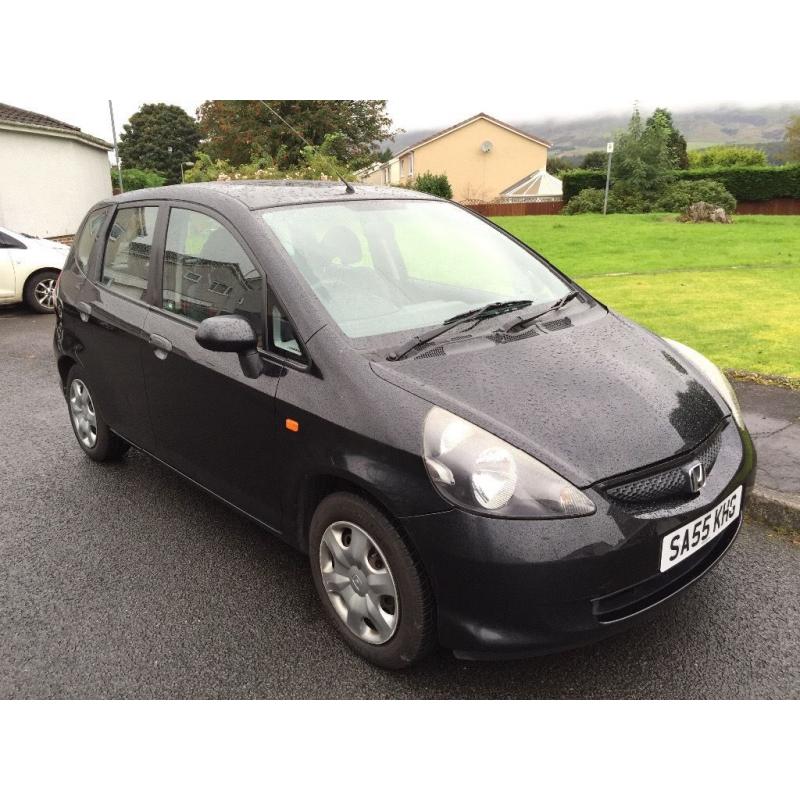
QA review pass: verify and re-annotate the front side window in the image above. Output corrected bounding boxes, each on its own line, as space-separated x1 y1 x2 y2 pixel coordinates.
75 209 107 272
100 206 158 300
258 200 569 346
163 208 264 346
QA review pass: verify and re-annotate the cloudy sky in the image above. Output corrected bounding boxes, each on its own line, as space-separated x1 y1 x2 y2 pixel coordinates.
5 1 797 147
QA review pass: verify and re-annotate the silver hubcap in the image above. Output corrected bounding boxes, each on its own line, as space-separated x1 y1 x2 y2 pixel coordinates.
34 277 56 309
319 521 399 645
69 379 97 449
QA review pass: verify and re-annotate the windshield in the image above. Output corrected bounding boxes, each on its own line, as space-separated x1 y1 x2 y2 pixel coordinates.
258 199 570 346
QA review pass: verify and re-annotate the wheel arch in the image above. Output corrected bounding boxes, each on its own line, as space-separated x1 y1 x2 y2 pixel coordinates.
292 471 406 555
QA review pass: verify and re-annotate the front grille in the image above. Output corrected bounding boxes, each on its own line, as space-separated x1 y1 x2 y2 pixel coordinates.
604 425 724 505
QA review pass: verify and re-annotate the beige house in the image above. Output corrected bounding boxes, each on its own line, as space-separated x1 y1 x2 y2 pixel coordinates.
358 113 555 204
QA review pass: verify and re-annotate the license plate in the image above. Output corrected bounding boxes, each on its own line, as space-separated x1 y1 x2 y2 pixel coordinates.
659 486 742 573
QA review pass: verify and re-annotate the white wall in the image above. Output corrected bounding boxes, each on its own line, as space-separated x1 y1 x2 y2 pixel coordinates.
0 129 112 237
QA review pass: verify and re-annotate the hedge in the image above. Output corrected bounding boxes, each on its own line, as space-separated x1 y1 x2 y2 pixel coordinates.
562 164 800 202
678 164 800 201
562 169 606 201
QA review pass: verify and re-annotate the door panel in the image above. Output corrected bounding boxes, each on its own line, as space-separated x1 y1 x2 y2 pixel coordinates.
76 282 155 451
0 250 15 298
140 205 283 530
142 310 282 529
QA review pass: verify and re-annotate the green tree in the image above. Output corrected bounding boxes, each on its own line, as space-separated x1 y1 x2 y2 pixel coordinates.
581 150 607 170
645 108 689 169
611 106 675 209
197 100 397 168
117 103 200 184
784 115 800 163
688 145 767 168
546 155 576 176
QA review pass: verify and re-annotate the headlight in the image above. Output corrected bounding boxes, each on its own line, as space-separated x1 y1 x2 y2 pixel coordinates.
423 407 595 518
663 338 744 428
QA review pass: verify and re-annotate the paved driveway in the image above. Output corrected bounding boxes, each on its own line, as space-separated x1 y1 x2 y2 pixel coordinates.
1 306 797 698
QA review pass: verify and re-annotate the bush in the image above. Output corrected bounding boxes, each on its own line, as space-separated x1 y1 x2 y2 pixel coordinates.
563 188 606 214
659 180 736 214
562 169 607 200
688 145 767 168
412 172 453 199
679 164 800 201
111 168 167 192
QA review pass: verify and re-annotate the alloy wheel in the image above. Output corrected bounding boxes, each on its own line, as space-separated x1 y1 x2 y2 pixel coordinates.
319 521 399 644
34 277 56 310
69 379 97 449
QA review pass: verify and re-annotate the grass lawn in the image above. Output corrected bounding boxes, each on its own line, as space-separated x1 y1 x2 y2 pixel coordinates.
491 214 800 378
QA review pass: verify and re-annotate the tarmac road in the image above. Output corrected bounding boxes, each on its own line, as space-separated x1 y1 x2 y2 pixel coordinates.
1 306 797 698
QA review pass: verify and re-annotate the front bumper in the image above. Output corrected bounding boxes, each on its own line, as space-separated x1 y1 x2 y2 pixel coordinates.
401 420 756 659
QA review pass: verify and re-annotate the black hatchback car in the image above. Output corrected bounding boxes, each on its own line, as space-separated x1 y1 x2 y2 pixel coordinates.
54 181 755 668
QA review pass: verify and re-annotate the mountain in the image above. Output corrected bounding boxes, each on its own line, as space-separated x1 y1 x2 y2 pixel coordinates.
382 105 799 161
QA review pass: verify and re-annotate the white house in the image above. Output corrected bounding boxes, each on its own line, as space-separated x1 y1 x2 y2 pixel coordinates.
0 103 113 238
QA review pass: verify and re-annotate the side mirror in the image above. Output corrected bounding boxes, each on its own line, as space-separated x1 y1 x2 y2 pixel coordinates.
195 315 262 379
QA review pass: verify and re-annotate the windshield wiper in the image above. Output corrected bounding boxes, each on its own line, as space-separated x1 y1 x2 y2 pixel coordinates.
387 300 534 361
496 291 579 335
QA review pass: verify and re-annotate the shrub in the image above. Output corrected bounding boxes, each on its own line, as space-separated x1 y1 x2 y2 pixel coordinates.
659 180 736 213
562 169 606 200
563 188 606 214
111 168 167 192
688 145 767 169
412 172 453 199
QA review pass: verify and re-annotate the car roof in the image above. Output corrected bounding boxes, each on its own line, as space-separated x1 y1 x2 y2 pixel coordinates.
106 180 435 211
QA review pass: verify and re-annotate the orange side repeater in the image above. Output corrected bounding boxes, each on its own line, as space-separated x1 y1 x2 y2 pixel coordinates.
285 418 300 433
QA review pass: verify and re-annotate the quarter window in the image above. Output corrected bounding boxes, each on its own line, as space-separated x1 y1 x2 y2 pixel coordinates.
76 209 107 272
163 208 264 346
100 206 158 300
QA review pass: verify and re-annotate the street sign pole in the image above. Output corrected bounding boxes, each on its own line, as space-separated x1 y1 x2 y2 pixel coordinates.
603 141 614 215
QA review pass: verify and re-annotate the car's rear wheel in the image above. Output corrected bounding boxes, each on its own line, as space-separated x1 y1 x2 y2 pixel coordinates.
24 269 59 313
66 365 130 462
309 492 436 669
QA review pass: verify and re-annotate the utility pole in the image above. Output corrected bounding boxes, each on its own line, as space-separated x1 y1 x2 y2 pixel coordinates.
602 141 614 215
108 100 124 193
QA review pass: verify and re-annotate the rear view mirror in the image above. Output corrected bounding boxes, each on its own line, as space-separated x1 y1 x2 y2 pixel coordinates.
196 315 262 379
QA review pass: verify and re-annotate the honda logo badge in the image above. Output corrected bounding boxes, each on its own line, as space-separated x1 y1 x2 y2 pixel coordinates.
686 461 706 494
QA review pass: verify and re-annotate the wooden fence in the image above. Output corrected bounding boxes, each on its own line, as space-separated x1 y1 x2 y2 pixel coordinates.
464 200 564 217
735 198 800 215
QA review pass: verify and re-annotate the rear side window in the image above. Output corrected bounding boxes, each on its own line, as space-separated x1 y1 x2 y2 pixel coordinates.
100 206 158 301
0 231 25 249
75 209 107 272
163 208 264 345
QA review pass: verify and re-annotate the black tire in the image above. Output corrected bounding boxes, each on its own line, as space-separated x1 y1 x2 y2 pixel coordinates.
23 269 60 314
309 492 436 669
65 364 130 462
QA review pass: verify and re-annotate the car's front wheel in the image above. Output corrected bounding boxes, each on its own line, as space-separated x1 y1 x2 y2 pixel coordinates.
309 492 436 669
66 365 130 462
24 269 60 313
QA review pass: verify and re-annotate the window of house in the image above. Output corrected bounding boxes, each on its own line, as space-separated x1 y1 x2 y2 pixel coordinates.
163 208 264 346
100 206 158 300
408 152 414 176
76 209 107 272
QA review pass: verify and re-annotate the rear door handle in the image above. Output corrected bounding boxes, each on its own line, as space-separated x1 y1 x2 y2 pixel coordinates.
148 333 173 359
77 301 92 322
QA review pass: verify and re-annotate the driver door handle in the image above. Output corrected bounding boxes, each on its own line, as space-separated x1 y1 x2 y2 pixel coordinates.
148 333 173 359
77 301 92 322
